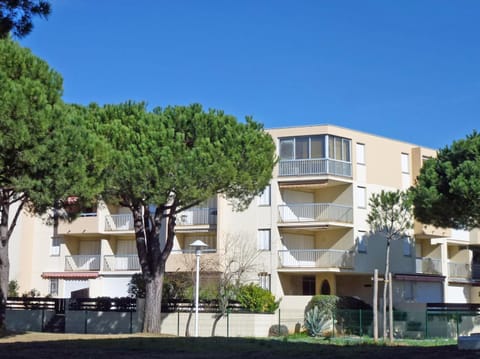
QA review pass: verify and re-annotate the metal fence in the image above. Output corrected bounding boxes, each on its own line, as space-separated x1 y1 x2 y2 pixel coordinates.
7 298 480 339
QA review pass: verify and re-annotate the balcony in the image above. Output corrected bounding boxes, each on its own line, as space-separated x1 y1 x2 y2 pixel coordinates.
416 257 442 275
279 159 352 178
278 203 353 227
105 214 134 232
177 207 217 226
103 255 140 271
448 261 471 279
58 213 99 235
65 255 101 271
278 249 354 269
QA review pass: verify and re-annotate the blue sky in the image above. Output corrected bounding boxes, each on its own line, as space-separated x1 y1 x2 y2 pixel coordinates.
20 0 480 149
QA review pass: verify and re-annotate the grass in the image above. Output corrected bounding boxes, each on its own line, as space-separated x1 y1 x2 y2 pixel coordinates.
0 332 475 359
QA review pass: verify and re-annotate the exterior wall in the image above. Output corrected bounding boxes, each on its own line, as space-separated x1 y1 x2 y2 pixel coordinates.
8 123 479 316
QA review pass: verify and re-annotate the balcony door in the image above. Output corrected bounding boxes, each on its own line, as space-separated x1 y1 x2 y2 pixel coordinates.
116 239 136 270
77 240 100 270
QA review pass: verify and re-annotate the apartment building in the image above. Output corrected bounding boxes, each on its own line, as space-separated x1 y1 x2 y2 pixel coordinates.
8 124 480 309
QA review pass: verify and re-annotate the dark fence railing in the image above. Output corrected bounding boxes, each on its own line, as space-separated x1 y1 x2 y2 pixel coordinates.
7 297 58 310
7 297 249 314
68 297 136 312
161 301 248 313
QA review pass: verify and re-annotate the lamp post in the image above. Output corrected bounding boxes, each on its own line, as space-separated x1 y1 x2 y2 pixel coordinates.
190 239 208 337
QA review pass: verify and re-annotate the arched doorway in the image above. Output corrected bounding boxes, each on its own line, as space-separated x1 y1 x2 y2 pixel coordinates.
321 279 331 295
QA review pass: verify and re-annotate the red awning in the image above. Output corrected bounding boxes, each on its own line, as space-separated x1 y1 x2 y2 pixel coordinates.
41 272 99 279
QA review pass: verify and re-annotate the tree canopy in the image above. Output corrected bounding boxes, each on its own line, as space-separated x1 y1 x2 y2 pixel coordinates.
96 102 277 332
0 0 51 38
0 38 106 329
412 131 480 230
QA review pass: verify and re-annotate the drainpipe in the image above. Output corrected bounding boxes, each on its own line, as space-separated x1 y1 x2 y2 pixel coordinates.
440 242 448 302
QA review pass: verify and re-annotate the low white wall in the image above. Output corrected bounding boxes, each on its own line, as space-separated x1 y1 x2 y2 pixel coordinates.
158 312 276 337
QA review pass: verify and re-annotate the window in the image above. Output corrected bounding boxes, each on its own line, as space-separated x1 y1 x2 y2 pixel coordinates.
49 278 59 296
422 155 432 165
279 135 351 162
295 137 309 159
403 237 412 257
279 139 294 160
258 272 271 291
401 153 410 174
356 186 367 208
257 229 271 251
310 136 325 158
358 231 367 253
50 237 61 256
302 276 316 295
356 143 365 164
258 185 271 206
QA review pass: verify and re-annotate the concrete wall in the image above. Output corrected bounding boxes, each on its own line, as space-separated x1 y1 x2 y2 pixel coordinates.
158 312 277 337
5 309 55 332
66 310 141 334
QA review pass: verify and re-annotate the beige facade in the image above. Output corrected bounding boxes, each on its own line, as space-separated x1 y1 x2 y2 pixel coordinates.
8 124 480 311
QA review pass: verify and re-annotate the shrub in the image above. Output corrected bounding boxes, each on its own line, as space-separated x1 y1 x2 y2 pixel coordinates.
128 273 145 299
306 295 339 317
237 283 279 313
96 297 112 311
8 280 19 297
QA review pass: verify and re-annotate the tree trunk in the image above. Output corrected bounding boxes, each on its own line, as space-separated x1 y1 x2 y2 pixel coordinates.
211 313 224 336
185 307 193 337
0 239 8 332
0 197 10 331
143 270 165 333
383 239 391 341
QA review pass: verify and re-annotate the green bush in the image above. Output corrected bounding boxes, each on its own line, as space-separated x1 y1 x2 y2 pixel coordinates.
304 305 332 337
128 272 192 302
237 284 279 313
128 273 146 298
8 280 19 297
306 295 338 316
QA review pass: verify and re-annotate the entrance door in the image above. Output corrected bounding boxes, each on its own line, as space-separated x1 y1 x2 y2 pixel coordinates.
302 276 316 295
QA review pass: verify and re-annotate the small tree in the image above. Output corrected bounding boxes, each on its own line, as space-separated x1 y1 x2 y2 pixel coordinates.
412 131 480 230
211 234 260 336
367 190 413 340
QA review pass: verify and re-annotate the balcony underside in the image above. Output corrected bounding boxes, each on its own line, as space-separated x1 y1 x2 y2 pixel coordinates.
278 249 354 270
277 222 353 231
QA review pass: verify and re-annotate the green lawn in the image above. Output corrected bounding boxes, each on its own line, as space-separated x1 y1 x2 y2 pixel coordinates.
0 333 475 359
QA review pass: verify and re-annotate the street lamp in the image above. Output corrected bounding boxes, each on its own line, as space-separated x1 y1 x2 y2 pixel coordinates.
190 239 208 337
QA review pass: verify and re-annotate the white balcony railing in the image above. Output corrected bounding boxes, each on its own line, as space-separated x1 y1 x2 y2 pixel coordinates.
279 158 352 177
278 249 354 269
278 203 353 224
416 257 442 275
103 255 140 271
65 255 101 271
448 261 470 278
177 207 217 226
105 214 134 231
